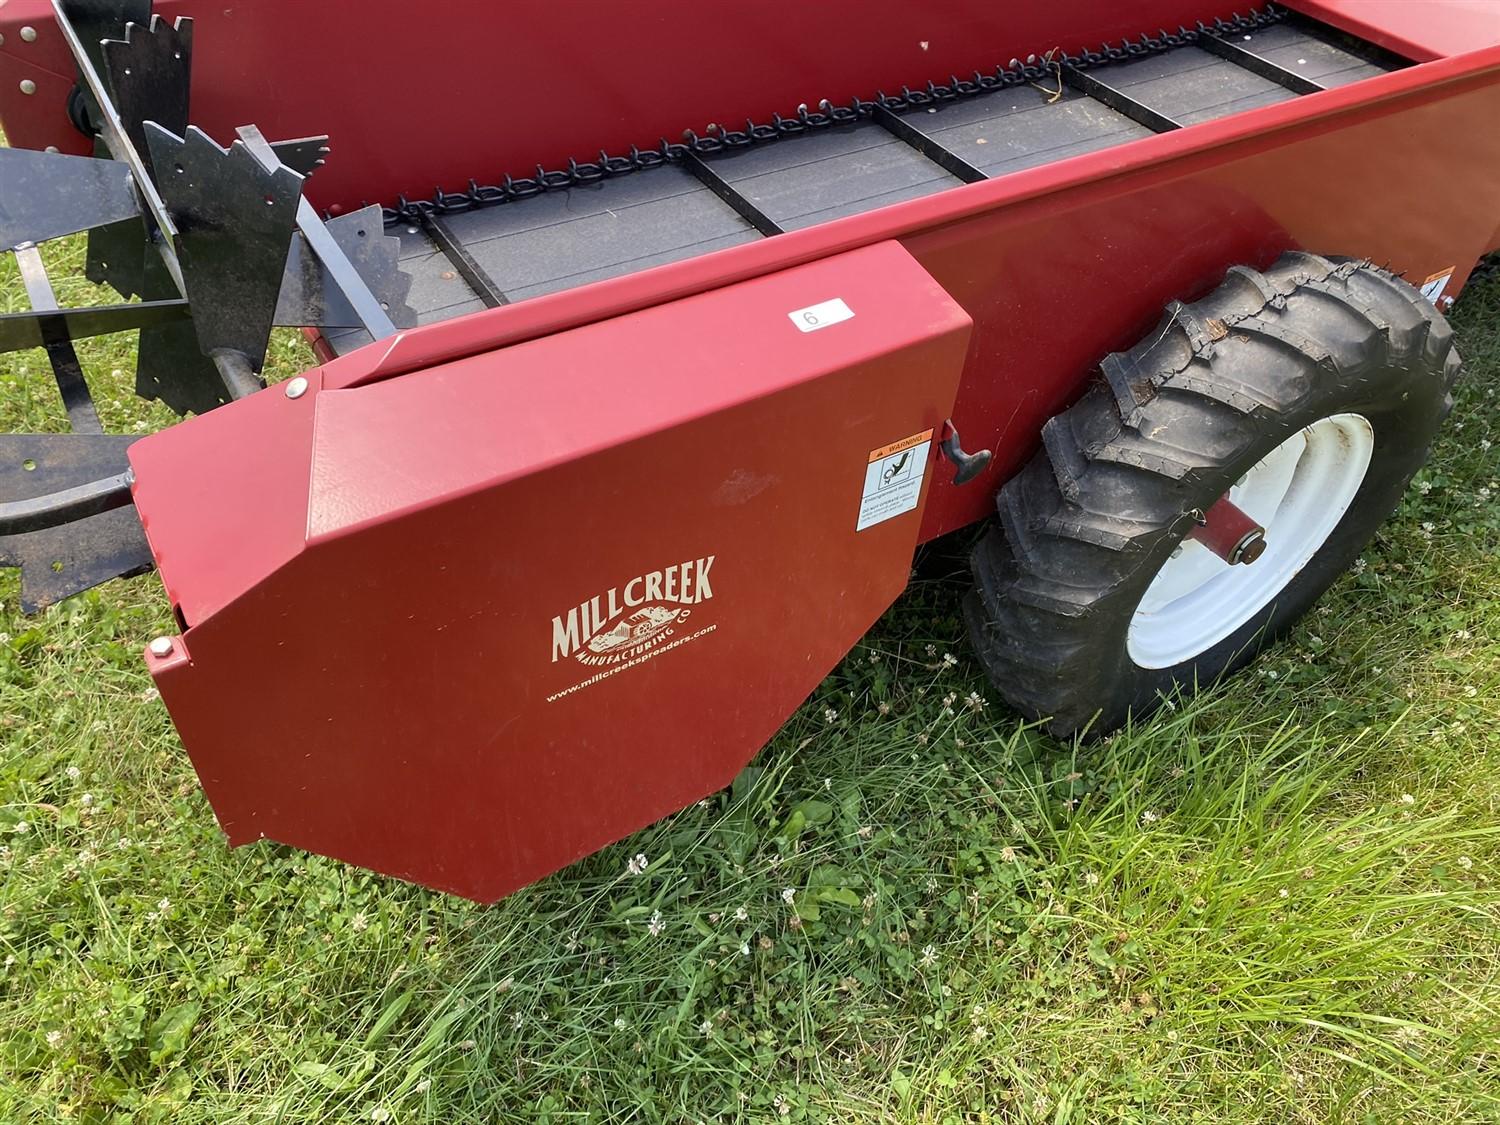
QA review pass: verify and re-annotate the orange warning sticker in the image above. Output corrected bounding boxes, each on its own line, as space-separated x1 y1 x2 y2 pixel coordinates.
858 429 934 532
1419 268 1455 305
867 429 934 463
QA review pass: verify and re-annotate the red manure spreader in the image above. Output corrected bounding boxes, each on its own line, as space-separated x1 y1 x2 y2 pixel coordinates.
2 0 1498 901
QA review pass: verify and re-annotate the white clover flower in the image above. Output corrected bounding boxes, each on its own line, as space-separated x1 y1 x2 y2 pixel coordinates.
781 887 796 904
614 1016 628 1030
11 822 27 835
626 853 648 876
699 1018 713 1036
739 942 750 957
647 910 665 937
65 765 81 782
1141 810 1160 825
941 653 958 667
370 1109 391 1123
46 1030 64 1049
80 793 93 807
823 708 838 724
1418 480 1433 494
1458 856 1474 870
876 701 891 716
924 643 937 656
351 912 368 932
1000 846 1016 863
1400 793 1416 806
1083 871 1100 886
733 905 748 922
857 825 874 839
415 1079 432 1094
157 898 172 917
919 944 937 968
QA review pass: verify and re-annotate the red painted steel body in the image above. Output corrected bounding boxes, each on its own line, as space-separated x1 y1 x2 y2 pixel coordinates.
131 244 972 900
3 0 1500 898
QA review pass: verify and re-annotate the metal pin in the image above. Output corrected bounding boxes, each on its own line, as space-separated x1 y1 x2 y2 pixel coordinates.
19 79 37 95
284 376 309 399
148 637 175 658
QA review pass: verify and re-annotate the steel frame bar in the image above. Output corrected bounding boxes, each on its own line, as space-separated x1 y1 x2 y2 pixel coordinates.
1059 62 1182 133
679 150 785 237
420 211 508 308
1197 33 1327 96
0 467 135 536
13 244 104 433
0 298 192 354
870 104 989 185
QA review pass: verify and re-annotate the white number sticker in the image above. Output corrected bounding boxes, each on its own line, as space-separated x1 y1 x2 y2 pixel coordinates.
789 298 854 333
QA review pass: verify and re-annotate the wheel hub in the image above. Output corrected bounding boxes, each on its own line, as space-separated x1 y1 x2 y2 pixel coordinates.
1127 412 1375 669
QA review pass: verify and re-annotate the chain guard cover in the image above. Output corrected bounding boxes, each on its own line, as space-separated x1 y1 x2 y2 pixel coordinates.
128 242 970 901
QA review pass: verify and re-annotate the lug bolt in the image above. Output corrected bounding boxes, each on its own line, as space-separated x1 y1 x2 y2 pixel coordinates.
285 376 309 399
148 637 175 658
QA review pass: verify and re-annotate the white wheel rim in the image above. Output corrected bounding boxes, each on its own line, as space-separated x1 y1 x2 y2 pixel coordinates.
1127 412 1375 670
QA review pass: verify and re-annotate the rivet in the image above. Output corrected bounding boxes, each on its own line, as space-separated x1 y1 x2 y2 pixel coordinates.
44 145 59 154
285 376 309 399
20 25 38 42
148 637 175 658
19 79 37 95
1441 295 1456 310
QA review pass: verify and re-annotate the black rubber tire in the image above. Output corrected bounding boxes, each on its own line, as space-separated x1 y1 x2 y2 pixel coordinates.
965 252 1463 737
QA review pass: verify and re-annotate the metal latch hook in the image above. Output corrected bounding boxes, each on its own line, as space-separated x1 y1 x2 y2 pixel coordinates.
939 419 992 486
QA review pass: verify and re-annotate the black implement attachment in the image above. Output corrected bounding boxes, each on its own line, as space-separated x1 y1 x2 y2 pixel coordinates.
1 0 416 610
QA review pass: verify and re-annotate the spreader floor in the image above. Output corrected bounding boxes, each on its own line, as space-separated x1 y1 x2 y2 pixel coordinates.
325 16 1402 356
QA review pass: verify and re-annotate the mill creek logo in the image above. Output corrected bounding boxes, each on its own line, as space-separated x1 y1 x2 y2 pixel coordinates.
550 556 716 668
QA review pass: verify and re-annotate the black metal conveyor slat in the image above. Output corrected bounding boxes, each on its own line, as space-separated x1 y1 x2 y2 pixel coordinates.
322 9 1411 358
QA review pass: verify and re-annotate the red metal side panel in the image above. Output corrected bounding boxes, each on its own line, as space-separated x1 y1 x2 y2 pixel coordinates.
1 0 1259 213
308 50 1500 543
1283 1 1500 62
127 242 971 902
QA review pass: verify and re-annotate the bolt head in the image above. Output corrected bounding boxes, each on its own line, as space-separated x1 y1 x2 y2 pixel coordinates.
284 376 309 399
19 79 37 96
20 25 38 42
1441 295 1456 310
148 637 175 658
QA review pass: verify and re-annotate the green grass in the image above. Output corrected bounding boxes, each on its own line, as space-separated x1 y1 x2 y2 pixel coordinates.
2 230 1498 1123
